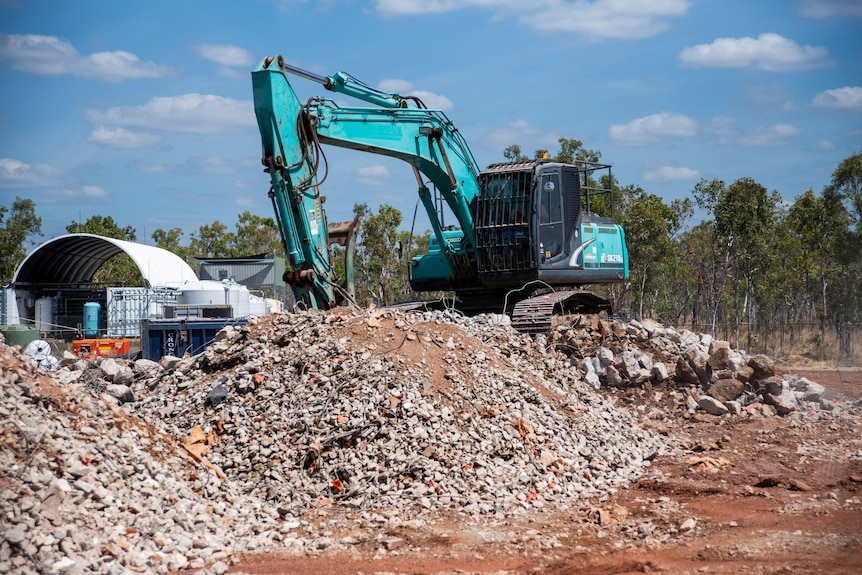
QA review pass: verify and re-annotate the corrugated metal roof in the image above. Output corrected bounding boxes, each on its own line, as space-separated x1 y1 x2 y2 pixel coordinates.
13 234 198 287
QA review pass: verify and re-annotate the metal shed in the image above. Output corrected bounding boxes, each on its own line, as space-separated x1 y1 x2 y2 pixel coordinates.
196 254 289 303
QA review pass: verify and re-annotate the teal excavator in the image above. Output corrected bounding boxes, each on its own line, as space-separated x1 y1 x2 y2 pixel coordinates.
252 55 629 331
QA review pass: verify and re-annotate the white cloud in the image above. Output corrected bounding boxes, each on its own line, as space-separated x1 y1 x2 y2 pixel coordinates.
797 0 862 19
705 117 803 145
409 90 454 110
0 34 176 82
357 165 392 185
195 43 254 67
134 157 237 175
234 195 256 207
88 127 162 149
50 185 108 198
747 82 797 110
811 87 862 111
135 163 168 174
679 33 830 71
706 116 737 138
86 94 254 134
0 158 65 188
376 0 462 15
378 79 413 93
377 79 453 110
643 165 700 182
609 112 697 145
82 185 108 197
170 156 236 175
815 138 835 152
195 156 237 175
375 0 691 40
484 119 556 152
738 123 802 146
519 0 691 39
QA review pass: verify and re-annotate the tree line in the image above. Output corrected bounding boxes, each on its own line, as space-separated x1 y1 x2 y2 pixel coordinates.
2 144 860 362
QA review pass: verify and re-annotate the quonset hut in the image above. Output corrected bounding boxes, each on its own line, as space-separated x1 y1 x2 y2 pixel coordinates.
4 233 198 340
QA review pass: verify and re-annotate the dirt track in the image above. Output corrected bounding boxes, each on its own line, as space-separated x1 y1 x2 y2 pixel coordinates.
228 369 862 575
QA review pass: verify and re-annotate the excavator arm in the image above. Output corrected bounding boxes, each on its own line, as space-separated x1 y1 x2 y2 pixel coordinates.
252 56 484 306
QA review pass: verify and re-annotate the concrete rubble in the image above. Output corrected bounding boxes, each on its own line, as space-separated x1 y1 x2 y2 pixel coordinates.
548 316 846 419
0 309 859 574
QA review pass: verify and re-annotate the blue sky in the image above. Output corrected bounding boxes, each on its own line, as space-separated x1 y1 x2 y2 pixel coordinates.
1 0 860 251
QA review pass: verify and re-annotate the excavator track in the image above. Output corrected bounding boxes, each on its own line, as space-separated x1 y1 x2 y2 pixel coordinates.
511 290 611 334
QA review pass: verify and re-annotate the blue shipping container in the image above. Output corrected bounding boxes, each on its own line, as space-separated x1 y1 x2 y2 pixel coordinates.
141 318 248 360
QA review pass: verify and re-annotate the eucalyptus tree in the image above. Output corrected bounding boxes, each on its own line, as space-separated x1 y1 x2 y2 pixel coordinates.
0 197 42 285
822 151 862 360
787 189 846 357
152 227 192 262
692 177 780 339
188 221 237 258
233 211 283 257
66 215 143 286
828 151 862 232
353 203 404 307
617 185 677 320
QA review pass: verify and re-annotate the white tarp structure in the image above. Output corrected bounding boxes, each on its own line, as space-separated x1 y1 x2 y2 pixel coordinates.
13 233 197 288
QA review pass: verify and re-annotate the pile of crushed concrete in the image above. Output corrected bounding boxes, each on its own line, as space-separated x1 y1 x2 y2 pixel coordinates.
128 309 669 518
0 342 286 575
1 309 857 575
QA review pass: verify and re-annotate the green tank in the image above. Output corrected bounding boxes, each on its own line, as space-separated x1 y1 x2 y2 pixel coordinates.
0 324 40 348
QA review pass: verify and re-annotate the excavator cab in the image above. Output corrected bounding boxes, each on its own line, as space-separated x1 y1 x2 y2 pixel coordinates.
474 159 628 291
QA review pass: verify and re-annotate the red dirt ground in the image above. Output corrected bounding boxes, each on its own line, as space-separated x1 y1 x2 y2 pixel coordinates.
227 368 862 575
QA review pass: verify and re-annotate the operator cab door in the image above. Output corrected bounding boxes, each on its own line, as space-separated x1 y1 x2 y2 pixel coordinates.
537 171 564 263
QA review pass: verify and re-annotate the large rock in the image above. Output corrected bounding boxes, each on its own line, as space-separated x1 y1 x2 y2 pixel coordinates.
620 349 650 385
113 364 135 385
709 378 743 402
748 354 775 382
761 378 797 415
598 346 615 367
605 364 624 387
761 375 785 396
581 359 602 390
685 348 711 386
735 364 754 384
676 357 700 385
99 357 121 380
698 395 729 416
652 362 670 382
133 358 162 376
640 318 661 337
708 340 734 371
106 383 135 404
788 376 826 403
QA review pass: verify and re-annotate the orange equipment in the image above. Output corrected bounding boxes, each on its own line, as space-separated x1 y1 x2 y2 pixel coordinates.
72 338 131 360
